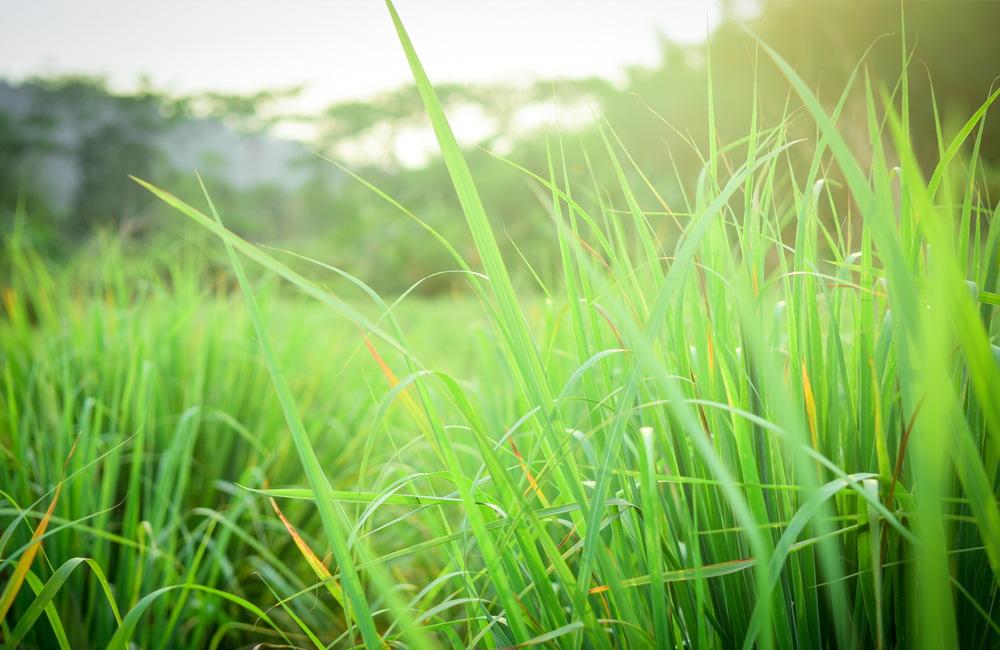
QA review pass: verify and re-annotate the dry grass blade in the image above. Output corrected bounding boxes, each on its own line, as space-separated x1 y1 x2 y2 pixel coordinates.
0 434 81 622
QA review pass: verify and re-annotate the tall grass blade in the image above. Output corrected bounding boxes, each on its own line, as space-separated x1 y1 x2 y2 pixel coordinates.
196 174 385 649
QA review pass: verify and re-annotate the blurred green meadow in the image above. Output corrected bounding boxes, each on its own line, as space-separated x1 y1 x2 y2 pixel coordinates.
2 2 1000 649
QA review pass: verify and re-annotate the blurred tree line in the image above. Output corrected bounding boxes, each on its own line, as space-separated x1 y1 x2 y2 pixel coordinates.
0 76 321 253
2 1 998 294
0 75 165 245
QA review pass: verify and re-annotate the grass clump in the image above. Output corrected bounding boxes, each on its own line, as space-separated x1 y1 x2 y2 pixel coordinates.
4 2 1000 648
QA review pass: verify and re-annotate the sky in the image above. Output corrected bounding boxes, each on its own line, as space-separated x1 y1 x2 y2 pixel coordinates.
0 1 734 114
0 1 756 164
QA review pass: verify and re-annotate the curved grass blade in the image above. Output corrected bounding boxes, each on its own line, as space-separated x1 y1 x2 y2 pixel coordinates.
104 584 289 650
130 175 409 361
1 557 122 650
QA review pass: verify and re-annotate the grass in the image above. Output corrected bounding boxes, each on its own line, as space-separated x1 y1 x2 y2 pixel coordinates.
3 2 1000 648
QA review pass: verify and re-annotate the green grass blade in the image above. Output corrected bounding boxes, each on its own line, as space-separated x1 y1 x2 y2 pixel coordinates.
196 176 385 649
1 558 121 650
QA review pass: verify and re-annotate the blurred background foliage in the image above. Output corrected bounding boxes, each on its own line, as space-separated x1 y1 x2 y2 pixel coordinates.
2 0 998 293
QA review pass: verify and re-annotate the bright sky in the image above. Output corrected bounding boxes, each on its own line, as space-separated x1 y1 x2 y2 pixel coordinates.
1 0 757 164
0 1 732 113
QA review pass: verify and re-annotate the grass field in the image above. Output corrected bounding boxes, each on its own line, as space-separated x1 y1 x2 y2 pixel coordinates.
3 3 1000 648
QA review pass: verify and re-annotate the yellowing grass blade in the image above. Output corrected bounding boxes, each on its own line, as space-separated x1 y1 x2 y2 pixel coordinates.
0 434 79 622
270 498 347 608
357 324 443 462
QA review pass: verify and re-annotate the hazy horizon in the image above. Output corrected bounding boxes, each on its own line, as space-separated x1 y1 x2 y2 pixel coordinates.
0 0 744 140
